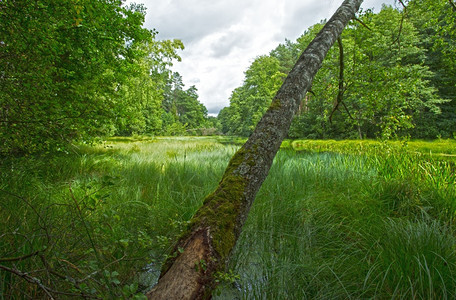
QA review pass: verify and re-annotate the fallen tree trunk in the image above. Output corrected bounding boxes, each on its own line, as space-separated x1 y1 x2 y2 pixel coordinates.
147 1 363 298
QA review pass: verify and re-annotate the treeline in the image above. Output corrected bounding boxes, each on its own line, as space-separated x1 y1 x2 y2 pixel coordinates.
0 0 211 155
218 1 456 140
2 1 454 155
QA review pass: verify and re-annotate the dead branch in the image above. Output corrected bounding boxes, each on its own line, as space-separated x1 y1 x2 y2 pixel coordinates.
0 251 40 263
0 264 56 299
393 0 408 50
330 37 346 123
354 17 372 31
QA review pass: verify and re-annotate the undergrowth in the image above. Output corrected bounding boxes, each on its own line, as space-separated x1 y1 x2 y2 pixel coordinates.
1 137 455 299
0 137 236 299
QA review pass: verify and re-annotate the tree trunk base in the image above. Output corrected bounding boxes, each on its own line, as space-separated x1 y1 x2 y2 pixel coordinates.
146 229 213 300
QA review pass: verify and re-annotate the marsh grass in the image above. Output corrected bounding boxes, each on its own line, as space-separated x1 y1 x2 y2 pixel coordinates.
1 137 455 299
0 137 236 298
215 141 456 299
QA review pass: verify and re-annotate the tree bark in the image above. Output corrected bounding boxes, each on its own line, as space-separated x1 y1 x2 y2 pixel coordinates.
146 1 363 299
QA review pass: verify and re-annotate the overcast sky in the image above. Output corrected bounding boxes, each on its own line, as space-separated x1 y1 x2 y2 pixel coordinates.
126 0 397 115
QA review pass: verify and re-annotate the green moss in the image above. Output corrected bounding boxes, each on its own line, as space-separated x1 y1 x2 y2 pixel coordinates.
226 146 249 173
269 98 282 110
192 147 250 259
160 145 256 274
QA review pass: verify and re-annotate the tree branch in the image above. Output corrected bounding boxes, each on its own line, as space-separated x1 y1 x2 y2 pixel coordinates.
330 37 345 123
0 188 51 243
0 251 40 263
341 101 356 120
393 0 408 50
397 0 407 7
449 0 456 11
0 259 104 299
0 264 56 299
354 17 372 31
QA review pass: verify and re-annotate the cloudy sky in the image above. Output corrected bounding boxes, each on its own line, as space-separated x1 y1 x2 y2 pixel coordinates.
127 0 397 115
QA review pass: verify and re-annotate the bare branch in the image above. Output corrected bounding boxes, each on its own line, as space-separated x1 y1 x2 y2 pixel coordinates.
78 254 126 284
354 17 372 31
0 188 51 242
393 0 408 50
0 264 56 299
341 101 356 121
0 262 102 299
330 37 346 123
0 251 40 263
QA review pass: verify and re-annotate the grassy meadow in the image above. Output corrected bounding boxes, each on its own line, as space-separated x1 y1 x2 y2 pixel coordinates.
1 137 455 299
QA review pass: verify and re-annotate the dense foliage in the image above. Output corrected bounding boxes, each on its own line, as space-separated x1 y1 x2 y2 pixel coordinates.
219 3 455 139
3 1 454 155
0 0 210 155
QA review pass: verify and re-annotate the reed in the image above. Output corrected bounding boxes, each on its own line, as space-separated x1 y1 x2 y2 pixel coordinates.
1 137 455 299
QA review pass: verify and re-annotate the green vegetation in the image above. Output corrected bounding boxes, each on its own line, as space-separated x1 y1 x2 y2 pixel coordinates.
1 137 455 298
2 1 454 156
0 137 236 298
219 2 456 140
217 138 456 299
1 0 455 298
0 1 213 155
291 138 456 163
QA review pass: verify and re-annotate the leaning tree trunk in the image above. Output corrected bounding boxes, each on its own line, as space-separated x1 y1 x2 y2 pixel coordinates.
147 0 363 298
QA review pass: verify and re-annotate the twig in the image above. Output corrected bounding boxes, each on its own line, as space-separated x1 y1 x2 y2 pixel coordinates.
0 188 51 242
0 251 40 262
342 101 356 121
58 258 83 273
78 253 126 283
68 184 101 263
0 264 55 299
40 254 105 298
354 17 371 31
38 254 66 280
0 263 102 299
68 183 115 298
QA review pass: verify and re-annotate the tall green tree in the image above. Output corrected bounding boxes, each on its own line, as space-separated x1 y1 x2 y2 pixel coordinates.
0 0 151 154
161 73 208 135
338 7 444 139
405 0 456 138
114 39 184 136
290 7 445 139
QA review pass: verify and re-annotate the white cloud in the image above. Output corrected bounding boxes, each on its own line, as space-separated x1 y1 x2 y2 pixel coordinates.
127 0 397 115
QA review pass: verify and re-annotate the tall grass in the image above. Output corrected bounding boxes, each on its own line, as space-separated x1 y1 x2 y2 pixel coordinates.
215 141 456 299
0 137 236 298
1 137 455 299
